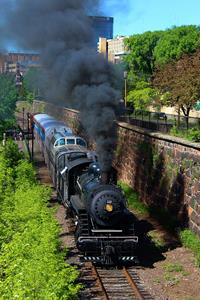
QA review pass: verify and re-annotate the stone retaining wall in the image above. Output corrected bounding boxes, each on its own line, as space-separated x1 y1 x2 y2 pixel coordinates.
30 101 200 236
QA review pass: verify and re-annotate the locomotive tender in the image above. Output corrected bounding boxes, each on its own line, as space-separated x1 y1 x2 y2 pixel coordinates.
33 113 138 265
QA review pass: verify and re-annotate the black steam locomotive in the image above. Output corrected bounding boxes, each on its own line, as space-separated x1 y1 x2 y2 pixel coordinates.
33 113 138 265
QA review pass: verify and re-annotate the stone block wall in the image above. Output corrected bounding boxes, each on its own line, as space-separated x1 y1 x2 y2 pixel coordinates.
115 123 200 236
31 101 200 236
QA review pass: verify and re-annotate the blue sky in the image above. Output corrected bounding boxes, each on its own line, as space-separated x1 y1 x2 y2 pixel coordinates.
2 0 200 51
104 0 200 36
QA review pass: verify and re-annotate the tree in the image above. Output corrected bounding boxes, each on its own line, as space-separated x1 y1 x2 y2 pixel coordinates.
124 31 163 83
0 74 17 122
154 25 200 67
23 67 41 99
127 81 160 111
152 49 200 126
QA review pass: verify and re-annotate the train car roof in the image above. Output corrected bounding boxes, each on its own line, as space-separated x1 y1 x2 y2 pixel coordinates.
33 114 54 122
34 113 72 135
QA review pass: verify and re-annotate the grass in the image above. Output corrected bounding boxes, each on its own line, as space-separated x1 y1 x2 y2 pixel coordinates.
118 181 149 215
163 263 184 273
164 274 180 285
185 298 200 300
147 230 166 250
180 229 200 267
163 263 185 286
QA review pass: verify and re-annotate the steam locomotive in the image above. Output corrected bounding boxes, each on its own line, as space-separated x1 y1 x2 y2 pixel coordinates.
33 113 138 265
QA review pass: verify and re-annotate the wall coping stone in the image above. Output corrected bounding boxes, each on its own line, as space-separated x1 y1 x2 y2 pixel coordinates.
118 122 200 151
64 107 79 114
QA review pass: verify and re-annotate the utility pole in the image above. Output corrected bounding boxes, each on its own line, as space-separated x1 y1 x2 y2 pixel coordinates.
124 71 128 108
22 107 25 131
31 116 34 162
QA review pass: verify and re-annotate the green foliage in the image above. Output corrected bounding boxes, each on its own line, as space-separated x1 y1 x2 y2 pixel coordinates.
15 160 37 186
18 84 34 103
170 127 200 143
124 26 200 114
0 74 18 122
0 142 80 299
125 25 200 83
180 230 200 267
187 128 200 143
118 181 148 215
124 31 163 80
127 81 159 110
0 140 24 167
154 25 200 66
163 263 184 273
147 230 166 250
24 67 42 100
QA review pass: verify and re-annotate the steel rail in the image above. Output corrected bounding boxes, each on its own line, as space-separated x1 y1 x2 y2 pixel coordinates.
91 264 109 300
123 267 144 300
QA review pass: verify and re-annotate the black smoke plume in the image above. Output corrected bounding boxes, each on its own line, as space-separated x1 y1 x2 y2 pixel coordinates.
2 0 122 171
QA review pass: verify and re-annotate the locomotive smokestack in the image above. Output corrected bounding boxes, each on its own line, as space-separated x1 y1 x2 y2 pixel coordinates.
101 171 109 185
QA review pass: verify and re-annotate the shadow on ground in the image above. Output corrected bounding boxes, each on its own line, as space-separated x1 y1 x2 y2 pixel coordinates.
135 218 181 268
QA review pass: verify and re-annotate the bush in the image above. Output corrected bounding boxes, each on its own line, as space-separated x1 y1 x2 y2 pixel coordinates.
170 126 200 143
0 140 24 167
187 128 200 143
0 141 80 299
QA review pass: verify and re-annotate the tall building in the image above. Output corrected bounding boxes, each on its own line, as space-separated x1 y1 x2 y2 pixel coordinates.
98 36 128 64
98 37 108 59
90 16 113 48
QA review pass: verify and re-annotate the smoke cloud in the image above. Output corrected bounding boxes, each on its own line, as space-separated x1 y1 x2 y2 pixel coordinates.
1 0 122 171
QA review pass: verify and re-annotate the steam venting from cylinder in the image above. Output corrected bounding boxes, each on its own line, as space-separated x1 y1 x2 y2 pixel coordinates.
0 0 125 171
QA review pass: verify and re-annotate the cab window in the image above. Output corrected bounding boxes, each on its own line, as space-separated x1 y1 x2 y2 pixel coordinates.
77 138 86 147
58 155 65 170
55 138 65 146
67 139 75 145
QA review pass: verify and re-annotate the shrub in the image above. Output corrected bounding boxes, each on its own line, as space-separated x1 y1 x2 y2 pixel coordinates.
187 128 200 143
0 142 81 299
170 126 200 143
0 140 24 167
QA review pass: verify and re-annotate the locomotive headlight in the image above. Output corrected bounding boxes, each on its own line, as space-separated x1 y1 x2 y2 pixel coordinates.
105 201 113 212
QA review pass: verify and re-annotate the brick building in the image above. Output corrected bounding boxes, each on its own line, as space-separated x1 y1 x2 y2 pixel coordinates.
0 52 40 74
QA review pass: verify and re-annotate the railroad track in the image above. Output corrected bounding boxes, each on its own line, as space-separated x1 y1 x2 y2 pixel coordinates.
79 263 153 300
